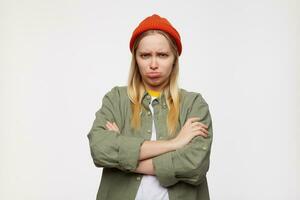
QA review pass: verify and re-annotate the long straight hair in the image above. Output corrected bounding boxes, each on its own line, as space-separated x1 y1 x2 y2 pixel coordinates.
127 30 181 136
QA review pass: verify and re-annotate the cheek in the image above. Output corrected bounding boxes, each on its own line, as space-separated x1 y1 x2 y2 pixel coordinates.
136 56 147 66
136 59 147 73
160 59 174 73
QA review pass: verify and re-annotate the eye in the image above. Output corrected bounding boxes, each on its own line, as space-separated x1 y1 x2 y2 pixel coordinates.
140 53 150 58
158 53 168 57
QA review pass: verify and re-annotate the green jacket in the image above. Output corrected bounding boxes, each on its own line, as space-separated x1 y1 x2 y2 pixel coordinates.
87 86 213 200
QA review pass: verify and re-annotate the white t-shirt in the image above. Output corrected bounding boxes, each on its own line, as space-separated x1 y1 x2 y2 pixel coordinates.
135 96 169 200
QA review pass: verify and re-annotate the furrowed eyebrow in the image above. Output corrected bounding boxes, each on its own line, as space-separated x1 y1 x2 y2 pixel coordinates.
137 50 151 53
157 51 169 54
138 51 169 54
138 52 150 54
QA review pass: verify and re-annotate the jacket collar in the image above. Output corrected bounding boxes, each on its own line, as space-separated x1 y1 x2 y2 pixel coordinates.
141 89 167 109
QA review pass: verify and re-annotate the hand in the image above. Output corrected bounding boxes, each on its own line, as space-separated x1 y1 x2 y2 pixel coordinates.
170 117 208 149
105 121 120 133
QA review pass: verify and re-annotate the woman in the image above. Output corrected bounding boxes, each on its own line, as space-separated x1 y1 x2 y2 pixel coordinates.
87 14 213 200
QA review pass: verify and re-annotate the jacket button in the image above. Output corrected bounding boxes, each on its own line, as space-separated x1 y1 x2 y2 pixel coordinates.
147 111 151 116
147 129 151 134
202 146 207 150
146 95 151 100
136 176 141 181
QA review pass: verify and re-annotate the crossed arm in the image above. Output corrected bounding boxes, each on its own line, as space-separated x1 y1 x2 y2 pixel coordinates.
105 119 208 176
88 87 213 187
105 121 172 175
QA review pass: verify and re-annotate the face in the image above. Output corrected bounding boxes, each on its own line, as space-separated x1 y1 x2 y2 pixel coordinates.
135 33 175 92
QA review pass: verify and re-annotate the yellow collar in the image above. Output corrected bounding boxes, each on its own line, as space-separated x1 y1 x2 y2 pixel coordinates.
147 89 161 97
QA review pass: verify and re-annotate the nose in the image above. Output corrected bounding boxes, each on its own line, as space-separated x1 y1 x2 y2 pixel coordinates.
150 57 158 70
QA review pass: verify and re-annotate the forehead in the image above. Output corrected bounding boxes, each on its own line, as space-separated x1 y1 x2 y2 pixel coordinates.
137 33 171 52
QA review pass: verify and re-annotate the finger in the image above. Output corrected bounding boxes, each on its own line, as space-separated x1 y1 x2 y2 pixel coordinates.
106 122 115 131
192 128 208 135
191 122 204 128
199 122 208 129
107 121 119 132
197 130 208 137
106 121 113 127
112 122 119 130
109 121 115 128
192 121 208 129
193 124 209 134
106 124 113 131
199 126 209 134
112 122 120 132
106 124 112 130
188 117 201 123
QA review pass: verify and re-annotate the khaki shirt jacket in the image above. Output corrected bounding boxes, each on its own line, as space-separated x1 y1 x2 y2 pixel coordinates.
87 86 213 200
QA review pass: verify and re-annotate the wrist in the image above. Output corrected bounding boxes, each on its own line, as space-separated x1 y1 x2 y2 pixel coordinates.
166 139 179 151
135 159 155 175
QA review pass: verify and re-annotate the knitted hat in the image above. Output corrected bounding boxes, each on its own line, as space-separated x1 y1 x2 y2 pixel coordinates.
129 14 182 56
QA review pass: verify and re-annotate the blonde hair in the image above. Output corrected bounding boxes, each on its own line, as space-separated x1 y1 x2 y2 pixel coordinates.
127 30 181 136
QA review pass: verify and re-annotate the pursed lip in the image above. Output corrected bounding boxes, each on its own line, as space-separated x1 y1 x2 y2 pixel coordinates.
146 72 161 78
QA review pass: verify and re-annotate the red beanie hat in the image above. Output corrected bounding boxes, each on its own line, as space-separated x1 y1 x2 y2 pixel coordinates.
129 14 182 56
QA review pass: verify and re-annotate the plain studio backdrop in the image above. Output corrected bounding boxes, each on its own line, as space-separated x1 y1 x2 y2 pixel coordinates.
1 0 299 199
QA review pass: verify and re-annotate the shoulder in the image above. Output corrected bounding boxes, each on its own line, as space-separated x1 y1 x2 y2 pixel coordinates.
104 85 128 100
180 88 208 106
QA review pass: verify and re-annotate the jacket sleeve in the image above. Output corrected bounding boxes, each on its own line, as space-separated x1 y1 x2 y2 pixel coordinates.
152 93 213 187
87 86 146 172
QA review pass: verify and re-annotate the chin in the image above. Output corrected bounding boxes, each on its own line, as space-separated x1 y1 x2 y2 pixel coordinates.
149 79 162 85
144 77 167 87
